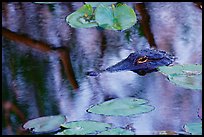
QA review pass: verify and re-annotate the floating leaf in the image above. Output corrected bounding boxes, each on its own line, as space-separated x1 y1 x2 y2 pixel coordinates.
60 120 112 135
87 97 154 116
183 122 202 135
168 74 202 90
85 2 117 7
23 115 66 134
95 4 136 30
55 132 66 135
114 4 137 30
95 4 114 30
158 64 202 76
97 127 135 135
158 64 202 90
66 4 98 28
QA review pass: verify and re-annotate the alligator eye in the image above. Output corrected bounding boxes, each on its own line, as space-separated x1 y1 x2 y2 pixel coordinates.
136 56 148 64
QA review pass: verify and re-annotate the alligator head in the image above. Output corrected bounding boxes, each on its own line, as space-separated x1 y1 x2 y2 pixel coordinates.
87 48 176 76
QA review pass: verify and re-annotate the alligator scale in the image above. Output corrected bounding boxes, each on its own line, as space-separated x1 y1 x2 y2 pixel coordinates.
87 48 176 76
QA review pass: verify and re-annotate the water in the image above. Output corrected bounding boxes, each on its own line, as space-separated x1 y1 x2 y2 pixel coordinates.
2 2 202 135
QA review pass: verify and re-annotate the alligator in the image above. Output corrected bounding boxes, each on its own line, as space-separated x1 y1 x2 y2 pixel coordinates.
86 48 176 76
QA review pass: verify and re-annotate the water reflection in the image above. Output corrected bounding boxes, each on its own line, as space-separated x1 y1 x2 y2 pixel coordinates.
2 2 202 135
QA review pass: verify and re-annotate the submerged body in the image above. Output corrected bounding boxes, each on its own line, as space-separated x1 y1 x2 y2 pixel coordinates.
87 48 175 76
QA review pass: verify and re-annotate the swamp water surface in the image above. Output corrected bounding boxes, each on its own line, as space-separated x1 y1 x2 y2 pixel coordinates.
2 2 202 135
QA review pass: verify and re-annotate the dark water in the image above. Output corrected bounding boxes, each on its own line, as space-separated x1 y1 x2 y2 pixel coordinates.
2 2 202 135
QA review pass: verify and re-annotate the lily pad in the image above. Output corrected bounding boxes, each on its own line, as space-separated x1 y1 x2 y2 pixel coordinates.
97 127 135 135
87 97 155 116
114 4 137 30
183 122 202 135
158 64 202 90
55 132 66 135
23 115 66 134
168 74 202 90
66 4 98 28
158 64 202 76
95 3 136 30
85 2 117 7
60 120 112 135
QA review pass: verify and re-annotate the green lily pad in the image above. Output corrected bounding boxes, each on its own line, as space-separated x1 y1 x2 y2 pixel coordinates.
114 4 137 30
183 122 202 135
97 128 135 135
158 64 202 90
66 4 98 28
23 115 66 134
158 64 202 76
60 120 112 135
85 2 117 7
55 132 66 135
87 97 155 116
168 74 202 90
95 3 136 30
